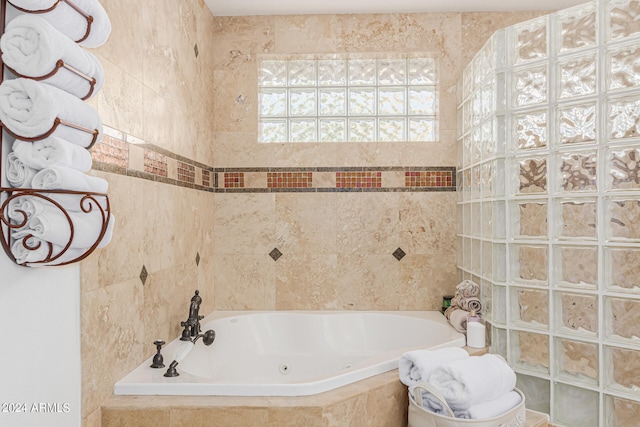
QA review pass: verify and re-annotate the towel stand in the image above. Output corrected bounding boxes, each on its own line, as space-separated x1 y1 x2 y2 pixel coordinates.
0 0 110 267
0 188 110 266
7 0 93 44
4 59 98 100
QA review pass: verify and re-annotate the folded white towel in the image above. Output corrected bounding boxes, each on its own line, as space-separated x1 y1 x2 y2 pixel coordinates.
13 137 93 172
399 347 469 387
427 354 517 411
455 390 522 419
1 15 105 99
11 234 85 266
456 280 480 298
0 78 102 147
8 0 111 48
13 207 114 249
31 165 108 193
6 151 37 187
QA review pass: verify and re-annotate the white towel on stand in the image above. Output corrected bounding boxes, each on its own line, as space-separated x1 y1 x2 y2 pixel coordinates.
6 151 37 187
13 207 114 249
0 78 102 147
7 0 111 48
13 137 93 172
427 354 517 411
1 14 105 99
11 234 85 265
399 347 469 386
31 165 108 193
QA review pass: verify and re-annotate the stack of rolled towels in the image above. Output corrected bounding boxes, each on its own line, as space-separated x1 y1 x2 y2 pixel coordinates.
399 348 522 420
0 0 113 265
445 280 483 334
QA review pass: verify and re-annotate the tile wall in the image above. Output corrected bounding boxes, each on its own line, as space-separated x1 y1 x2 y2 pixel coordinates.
76 2 550 426
456 1 640 425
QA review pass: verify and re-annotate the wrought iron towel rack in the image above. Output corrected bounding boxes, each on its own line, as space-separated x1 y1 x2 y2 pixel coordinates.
0 0 110 267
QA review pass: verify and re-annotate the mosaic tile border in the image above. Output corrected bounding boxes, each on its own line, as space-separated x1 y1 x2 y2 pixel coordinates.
91 126 456 193
91 126 215 191
214 167 455 193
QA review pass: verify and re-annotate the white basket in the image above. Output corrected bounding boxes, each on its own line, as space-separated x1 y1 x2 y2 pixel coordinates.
408 382 526 427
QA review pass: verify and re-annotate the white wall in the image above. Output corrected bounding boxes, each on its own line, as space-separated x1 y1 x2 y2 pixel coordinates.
0 256 81 427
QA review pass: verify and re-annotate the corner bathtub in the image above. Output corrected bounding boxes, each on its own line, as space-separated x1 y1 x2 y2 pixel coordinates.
114 310 465 397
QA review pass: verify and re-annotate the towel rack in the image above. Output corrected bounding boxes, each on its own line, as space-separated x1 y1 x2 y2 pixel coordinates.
7 0 93 44
0 0 110 267
3 59 98 100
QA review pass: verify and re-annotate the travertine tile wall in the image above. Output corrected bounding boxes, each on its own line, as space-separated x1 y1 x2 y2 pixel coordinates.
79 1 217 425
209 11 547 312
76 2 548 426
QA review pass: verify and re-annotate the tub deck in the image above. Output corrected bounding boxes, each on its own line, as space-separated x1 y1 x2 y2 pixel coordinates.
103 369 408 427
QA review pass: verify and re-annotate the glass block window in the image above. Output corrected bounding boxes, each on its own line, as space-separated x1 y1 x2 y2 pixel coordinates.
258 54 438 143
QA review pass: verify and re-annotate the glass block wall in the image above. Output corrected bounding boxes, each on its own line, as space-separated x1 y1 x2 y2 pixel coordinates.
456 1 640 425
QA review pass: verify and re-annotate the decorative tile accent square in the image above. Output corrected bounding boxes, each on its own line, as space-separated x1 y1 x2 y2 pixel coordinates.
178 161 196 183
91 134 128 168
267 172 312 189
392 247 406 261
269 248 283 261
336 171 381 188
139 265 148 286
405 170 453 188
144 149 168 177
224 172 245 188
202 170 211 187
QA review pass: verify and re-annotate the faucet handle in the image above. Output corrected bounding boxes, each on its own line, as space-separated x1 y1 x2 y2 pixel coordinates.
150 339 166 368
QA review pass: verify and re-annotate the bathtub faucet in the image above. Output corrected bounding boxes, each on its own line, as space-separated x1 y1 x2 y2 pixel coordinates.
164 329 216 378
180 290 204 341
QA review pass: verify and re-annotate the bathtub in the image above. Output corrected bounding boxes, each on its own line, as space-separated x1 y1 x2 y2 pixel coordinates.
114 310 465 397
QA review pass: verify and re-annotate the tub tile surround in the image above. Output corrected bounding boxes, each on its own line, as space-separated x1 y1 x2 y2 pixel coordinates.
101 371 407 427
100 372 554 427
457 0 640 425
92 127 457 193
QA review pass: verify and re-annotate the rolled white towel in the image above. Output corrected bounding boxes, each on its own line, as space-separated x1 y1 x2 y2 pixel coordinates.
1 15 105 100
454 390 522 419
7 194 51 223
31 165 108 193
0 78 102 147
456 280 480 298
8 0 111 48
11 234 85 265
458 296 482 313
427 354 517 411
447 307 470 334
13 137 93 172
399 347 469 386
13 208 114 249
7 193 107 222
6 151 37 187
45 191 108 212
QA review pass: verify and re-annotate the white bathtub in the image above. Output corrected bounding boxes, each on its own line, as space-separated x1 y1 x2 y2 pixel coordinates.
114 310 465 397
